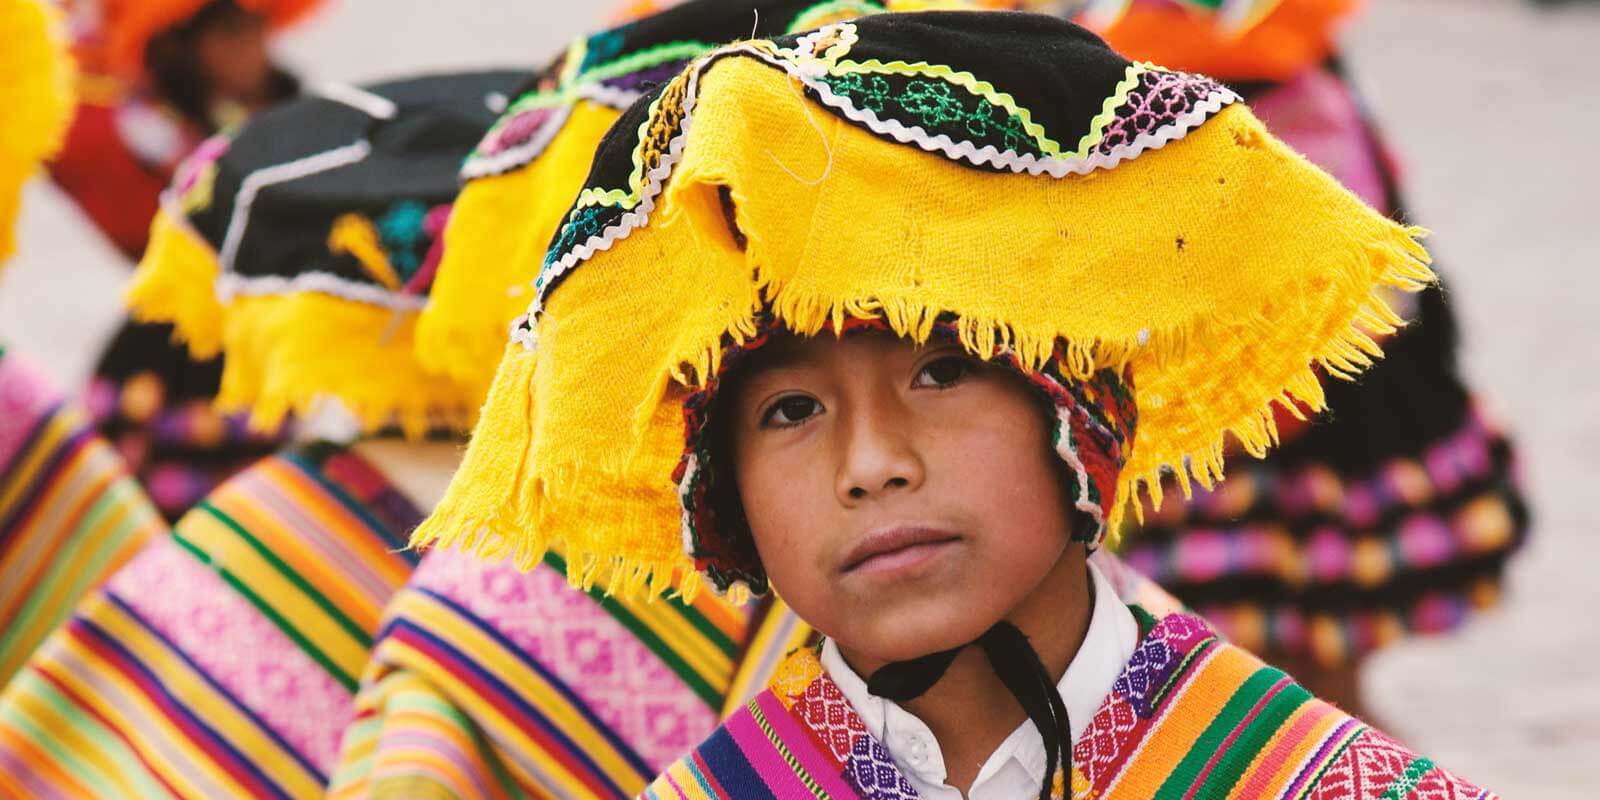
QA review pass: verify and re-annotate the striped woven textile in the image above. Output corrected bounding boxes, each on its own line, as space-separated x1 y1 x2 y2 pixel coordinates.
0 442 421 799
645 609 1496 800
327 551 1168 799
0 347 166 688
327 547 814 799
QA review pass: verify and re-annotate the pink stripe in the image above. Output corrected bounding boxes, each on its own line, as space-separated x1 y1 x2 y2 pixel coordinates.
1181 675 1294 800
107 537 353 771
724 703 827 796
233 467 391 598
1231 699 1339 799
1283 718 1361 798
753 692 857 796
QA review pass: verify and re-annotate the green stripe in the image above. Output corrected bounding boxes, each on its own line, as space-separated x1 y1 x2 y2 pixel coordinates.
1192 673 1312 799
171 521 358 692
1153 666 1286 800
1151 636 1218 710
1378 756 1435 800
542 552 726 707
1 670 169 799
2 479 154 644
578 41 717 85
749 699 827 800
195 500 371 646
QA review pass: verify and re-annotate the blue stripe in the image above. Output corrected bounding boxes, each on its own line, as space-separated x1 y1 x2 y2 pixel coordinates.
698 722 776 800
96 593 327 787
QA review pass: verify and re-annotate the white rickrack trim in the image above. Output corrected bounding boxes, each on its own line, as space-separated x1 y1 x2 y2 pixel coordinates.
508 313 538 351
313 82 399 120
529 58 709 317
782 58 1241 178
215 272 428 310
219 140 373 272
575 81 648 111
459 102 577 182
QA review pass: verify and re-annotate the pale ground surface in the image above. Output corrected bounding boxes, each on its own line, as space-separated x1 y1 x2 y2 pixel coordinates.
1 0 1596 796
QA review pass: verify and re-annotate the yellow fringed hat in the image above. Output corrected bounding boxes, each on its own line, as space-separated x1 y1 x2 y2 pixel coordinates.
0 0 75 267
418 0 988 403
126 70 528 436
413 11 1432 601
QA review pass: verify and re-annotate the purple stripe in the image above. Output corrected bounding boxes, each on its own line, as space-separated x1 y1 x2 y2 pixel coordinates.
1284 718 1362 799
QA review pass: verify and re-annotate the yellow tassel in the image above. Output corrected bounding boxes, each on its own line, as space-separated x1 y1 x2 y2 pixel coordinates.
0 0 75 266
126 210 227 357
213 293 480 436
328 213 402 291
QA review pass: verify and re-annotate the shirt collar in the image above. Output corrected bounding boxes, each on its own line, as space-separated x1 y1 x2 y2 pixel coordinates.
820 559 1140 788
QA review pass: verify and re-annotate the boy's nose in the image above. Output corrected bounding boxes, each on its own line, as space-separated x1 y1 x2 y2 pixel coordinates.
834 400 925 505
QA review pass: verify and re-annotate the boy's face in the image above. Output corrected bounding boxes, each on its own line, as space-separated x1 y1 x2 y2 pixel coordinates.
726 331 1076 664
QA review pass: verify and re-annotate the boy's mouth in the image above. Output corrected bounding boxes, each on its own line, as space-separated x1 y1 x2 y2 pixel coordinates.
841 525 962 577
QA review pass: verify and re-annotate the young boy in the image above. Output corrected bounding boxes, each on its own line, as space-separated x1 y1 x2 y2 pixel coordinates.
415 10 1493 799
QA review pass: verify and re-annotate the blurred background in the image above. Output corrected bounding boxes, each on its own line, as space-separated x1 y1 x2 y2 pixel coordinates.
1 0 1596 796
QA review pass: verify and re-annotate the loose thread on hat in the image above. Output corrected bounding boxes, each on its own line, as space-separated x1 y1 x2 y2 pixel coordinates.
766 74 835 186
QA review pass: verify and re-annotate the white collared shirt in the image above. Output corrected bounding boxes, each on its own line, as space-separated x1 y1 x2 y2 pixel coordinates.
820 561 1139 800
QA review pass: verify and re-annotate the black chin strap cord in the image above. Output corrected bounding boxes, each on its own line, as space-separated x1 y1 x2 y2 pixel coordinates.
866 622 1069 800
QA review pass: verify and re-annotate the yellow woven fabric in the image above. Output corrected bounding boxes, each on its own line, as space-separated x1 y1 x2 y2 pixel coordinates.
416 101 620 401
415 46 1432 600
0 0 74 267
127 210 481 437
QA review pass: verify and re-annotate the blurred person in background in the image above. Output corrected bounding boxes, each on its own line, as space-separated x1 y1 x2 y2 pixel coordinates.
0 0 167 705
49 0 323 522
1060 0 1531 721
0 69 528 799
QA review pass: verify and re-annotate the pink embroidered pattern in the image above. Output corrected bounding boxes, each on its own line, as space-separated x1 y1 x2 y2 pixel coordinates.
108 536 354 772
408 548 718 768
1095 69 1231 156
0 350 61 467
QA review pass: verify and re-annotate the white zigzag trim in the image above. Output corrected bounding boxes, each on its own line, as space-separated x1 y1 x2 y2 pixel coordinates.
216 272 427 310
575 82 647 111
460 102 577 181
785 60 1240 178
526 60 708 321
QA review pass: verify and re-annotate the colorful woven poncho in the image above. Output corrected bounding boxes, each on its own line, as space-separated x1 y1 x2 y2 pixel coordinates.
645 606 1495 799
413 10 1434 603
125 70 528 437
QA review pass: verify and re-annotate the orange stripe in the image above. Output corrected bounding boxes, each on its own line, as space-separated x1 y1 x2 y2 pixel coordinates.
1227 697 1345 799
1103 646 1263 800
0 721 97 798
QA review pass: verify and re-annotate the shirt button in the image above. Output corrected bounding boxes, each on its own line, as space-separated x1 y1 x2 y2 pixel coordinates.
908 737 929 765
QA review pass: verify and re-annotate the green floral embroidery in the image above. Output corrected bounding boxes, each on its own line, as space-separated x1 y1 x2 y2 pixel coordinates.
819 72 1043 157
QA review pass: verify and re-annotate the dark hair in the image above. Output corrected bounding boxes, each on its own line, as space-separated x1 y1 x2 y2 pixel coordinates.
142 0 299 130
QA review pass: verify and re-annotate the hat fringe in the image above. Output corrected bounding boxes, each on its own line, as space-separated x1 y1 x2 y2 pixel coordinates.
214 293 479 437
126 209 227 358
1112 225 1433 534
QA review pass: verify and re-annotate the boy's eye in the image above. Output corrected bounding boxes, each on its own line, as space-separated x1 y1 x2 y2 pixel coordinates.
762 395 822 427
914 355 975 389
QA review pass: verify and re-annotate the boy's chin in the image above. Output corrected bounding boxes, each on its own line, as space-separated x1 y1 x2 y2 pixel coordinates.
834 593 1012 666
